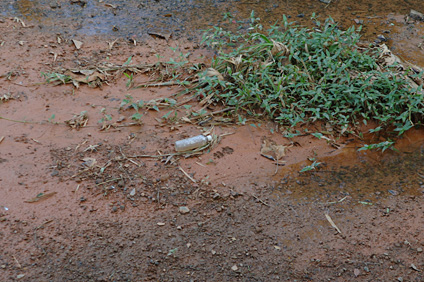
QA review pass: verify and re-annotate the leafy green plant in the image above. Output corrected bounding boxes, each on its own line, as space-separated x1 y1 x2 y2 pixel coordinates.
48 114 56 123
41 72 73 85
124 72 134 89
98 108 112 124
300 160 321 173
358 140 396 152
191 12 424 149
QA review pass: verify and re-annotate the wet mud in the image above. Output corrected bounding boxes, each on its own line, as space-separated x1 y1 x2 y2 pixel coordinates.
1 0 424 281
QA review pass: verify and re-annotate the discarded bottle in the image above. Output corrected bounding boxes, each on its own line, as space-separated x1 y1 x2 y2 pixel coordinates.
175 135 212 152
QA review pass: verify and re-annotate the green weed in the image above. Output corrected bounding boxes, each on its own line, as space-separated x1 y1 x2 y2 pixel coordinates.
300 160 321 173
191 12 424 149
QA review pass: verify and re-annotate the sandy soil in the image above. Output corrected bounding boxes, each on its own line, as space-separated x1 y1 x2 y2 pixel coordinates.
1 4 424 282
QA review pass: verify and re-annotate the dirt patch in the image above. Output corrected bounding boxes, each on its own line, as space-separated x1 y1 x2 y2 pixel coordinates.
1 3 424 282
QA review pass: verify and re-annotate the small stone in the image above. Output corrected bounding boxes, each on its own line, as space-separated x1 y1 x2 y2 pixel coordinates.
377 35 387 42
397 277 403 282
1 265 5 269
354 19 363 25
129 188 136 196
160 174 169 182
211 250 216 255
157 222 165 226
388 190 399 196
231 265 238 271
417 248 423 253
179 206 190 214
17 274 25 279
410 9 424 21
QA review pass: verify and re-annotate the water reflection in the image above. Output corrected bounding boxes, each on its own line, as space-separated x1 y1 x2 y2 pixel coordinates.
4 0 424 39
270 139 424 202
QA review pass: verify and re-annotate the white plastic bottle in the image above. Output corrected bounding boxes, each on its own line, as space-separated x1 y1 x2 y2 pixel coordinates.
175 135 212 152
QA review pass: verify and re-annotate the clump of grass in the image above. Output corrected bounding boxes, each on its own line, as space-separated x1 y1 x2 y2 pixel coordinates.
192 12 424 144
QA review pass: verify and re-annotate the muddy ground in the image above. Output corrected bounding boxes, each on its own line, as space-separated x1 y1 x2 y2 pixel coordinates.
1 1 424 281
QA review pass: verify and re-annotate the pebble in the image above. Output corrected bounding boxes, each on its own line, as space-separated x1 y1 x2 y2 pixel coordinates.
129 188 136 196
179 206 190 214
354 19 364 25
377 35 387 42
417 248 423 252
231 265 238 271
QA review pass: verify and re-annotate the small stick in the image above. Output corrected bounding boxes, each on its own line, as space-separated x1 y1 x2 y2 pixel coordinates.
179 166 196 183
13 255 21 268
195 161 206 167
252 194 270 207
127 158 140 166
324 196 348 205
95 177 122 186
0 136 4 144
0 116 36 124
35 219 53 230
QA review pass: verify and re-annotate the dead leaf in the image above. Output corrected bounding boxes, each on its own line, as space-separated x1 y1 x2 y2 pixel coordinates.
325 213 342 233
205 68 224 81
50 51 58 62
65 70 105 84
25 192 57 203
148 31 171 41
105 3 117 8
271 40 289 57
260 138 287 161
65 111 88 130
13 17 26 27
72 39 83 50
82 157 97 167
411 263 420 271
226 55 243 71
107 38 118 50
181 117 192 123
378 44 402 67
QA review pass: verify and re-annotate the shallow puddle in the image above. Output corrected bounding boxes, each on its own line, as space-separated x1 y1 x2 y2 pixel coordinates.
3 0 424 65
2 0 422 37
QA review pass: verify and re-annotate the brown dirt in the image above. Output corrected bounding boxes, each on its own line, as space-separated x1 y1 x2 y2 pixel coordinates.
1 4 424 282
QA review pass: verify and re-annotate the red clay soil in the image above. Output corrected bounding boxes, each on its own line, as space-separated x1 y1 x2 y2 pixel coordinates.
1 10 424 282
